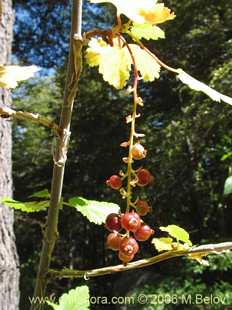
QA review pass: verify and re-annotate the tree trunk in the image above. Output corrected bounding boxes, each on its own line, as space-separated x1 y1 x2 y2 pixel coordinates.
0 0 20 309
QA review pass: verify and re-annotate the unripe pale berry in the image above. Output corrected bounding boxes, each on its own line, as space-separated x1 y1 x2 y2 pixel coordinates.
131 143 147 160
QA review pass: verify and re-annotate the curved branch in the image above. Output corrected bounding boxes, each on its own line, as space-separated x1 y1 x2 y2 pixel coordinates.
48 242 232 279
0 105 60 136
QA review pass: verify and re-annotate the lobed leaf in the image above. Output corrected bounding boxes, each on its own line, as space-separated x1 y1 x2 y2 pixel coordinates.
1 198 49 213
67 197 120 225
47 285 90 310
152 237 173 252
0 65 39 88
177 69 232 106
160 224 192 246
129 23 165 41
89 0 175 25
224 176 232 196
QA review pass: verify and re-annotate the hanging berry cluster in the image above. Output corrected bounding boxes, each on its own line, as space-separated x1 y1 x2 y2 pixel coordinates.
104 43 155 263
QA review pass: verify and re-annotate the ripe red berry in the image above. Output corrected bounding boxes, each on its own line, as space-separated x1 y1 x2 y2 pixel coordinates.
119 237 139 255
131 143 147 160
121 212 141 232
134 224 154 241
137 168 154 187
118 251 134 263
105 213 121 232
106 175 122 190
135 200 151 216
106 232 122 251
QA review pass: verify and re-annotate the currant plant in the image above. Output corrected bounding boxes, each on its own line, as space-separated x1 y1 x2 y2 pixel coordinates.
1 0 232 308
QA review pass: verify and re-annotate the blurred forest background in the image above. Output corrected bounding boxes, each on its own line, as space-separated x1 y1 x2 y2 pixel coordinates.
11 0 232 309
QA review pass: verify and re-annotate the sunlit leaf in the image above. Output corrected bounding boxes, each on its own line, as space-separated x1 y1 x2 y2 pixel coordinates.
130 23 165 40
160 224 192 245
1 198 49 212
47 285 90 310
224 176 232 196
67 197 120 225
128 44 160 81
90 0 175 25
0 65 39 88
177 69 232 105
85 38 131 89
152 237 173 252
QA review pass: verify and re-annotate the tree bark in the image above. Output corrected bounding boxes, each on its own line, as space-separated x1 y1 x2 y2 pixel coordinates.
0 0 20 309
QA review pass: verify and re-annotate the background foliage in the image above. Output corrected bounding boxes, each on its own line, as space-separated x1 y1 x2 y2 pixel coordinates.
11 0 232 308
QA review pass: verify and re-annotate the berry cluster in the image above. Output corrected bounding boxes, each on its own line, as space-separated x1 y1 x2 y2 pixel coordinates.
105 212 154 263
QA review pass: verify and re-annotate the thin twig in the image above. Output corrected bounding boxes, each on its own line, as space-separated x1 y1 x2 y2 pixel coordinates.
48 242 232 279
0 105 60 136
30 1 83 309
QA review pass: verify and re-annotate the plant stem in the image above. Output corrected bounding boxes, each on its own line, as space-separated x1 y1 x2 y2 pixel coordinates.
49 241 232 279
124 41 139 213
30 1 83 309
0 105 60 136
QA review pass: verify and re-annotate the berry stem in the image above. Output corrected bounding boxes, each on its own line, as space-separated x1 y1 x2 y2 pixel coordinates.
123 39 139 213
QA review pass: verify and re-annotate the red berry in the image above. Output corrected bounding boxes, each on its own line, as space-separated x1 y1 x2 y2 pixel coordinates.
105 213 121 232
137 169 154 187
106 232 122 251
119 237 139 255
121 212 141 232
118 251 134 263
131 143 147 160
134 224 154 241
135 200 151 216
106 175 122 190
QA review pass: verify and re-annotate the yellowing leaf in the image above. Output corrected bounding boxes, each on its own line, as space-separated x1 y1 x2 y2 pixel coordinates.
0 65 39 88
128 44 160 81
130 23 165 40
177 69 232 106
160 224 192 246
90 0 175 25
85 38 107 67
152 237 173 252
85 38 131 89
85 39 160 89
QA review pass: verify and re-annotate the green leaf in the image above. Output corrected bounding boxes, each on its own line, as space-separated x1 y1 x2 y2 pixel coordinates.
128 44 160 81
221 152 232 161
224 176 232 196
152 237 173 252
130 23 165 40
29 189 50 199
1 198 49 213
160 225 192 246
67 197 120 225
177 69 232 105
47 285 90 310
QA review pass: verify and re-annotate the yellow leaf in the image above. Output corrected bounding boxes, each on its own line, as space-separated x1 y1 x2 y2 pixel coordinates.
127 44 160 81
130 23 165 40
90 0 175 25
85 38 131 89
0 65 39 88
152 237 173 252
